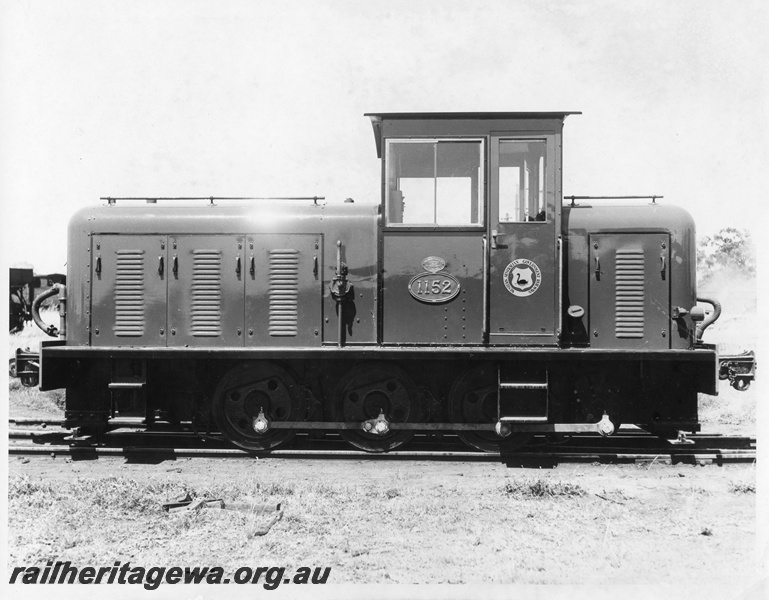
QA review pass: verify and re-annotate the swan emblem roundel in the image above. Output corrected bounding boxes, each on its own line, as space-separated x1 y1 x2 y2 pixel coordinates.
503 259 542 297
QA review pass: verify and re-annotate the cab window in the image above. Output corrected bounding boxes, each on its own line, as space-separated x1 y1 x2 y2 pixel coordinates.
385 139 484 226
498 140 547 222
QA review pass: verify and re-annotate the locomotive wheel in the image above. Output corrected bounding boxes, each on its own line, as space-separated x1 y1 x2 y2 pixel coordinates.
449 364 532 453
212 362 305 452
333 363 422 453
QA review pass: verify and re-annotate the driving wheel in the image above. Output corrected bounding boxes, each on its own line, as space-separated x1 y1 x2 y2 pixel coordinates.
334 362 422 453
212 362 305 452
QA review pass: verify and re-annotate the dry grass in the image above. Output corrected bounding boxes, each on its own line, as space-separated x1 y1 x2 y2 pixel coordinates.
728 481 756 494
698 387 756 430
8 378 65 416
7 466 756 585
501 478 585 498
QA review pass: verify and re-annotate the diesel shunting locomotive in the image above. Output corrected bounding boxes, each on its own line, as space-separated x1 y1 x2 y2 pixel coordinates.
28 112 722 452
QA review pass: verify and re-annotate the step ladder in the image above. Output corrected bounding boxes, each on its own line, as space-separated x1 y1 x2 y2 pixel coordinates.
108 359 151 424
497 364 549 422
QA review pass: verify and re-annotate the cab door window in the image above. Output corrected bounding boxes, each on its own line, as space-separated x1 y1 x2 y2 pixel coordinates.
498 140 547 222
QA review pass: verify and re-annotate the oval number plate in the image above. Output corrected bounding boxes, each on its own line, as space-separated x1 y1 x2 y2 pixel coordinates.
408 272 461 304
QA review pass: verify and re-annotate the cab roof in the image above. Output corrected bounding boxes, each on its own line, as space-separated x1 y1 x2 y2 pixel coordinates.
365 112 581 158
365 111 581 119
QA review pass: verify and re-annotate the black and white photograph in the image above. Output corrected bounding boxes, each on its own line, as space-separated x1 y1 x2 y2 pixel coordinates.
2 1 765 599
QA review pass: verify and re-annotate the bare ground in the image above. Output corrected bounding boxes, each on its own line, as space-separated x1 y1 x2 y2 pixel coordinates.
7 452 757 589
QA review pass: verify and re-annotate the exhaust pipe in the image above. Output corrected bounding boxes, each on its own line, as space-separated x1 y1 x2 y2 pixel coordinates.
691 296 721 343
31 284 66 338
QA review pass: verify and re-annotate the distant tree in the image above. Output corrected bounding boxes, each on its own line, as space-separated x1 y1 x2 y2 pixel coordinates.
697 228 755 283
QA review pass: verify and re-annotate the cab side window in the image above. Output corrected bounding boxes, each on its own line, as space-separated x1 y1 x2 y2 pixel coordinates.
386 139 484 226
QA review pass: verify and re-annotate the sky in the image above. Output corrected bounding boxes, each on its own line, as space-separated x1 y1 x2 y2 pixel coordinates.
1 0 767 275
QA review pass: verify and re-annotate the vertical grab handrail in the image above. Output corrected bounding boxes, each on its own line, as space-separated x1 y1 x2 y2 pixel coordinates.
482 236 488 344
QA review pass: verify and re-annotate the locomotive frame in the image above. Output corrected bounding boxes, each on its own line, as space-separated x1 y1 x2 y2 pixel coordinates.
32 112 719 452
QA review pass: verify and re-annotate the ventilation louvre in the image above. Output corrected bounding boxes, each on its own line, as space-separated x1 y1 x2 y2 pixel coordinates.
191 249 222 337
114 250 145 337
269 249 299 336
614 248 645 338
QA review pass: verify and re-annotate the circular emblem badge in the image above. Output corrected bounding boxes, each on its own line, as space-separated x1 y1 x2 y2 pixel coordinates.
421 256 446 274
503 259 542 297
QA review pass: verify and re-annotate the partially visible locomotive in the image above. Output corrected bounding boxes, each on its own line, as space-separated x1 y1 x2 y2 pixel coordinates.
31 112 723 452
9 268 35 333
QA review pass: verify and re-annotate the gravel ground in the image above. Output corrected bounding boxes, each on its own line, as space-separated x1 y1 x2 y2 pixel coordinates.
7 449 758 592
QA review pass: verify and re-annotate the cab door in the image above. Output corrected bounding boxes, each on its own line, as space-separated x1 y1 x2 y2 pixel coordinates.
488 136 559 345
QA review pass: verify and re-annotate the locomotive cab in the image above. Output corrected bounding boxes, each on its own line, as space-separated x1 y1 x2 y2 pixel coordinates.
369 112 569 346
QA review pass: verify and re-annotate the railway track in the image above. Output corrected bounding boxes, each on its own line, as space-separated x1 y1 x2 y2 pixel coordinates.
7 420 757 464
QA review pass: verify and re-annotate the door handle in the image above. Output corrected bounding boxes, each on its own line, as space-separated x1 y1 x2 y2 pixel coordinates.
491 229 498 250
660 255 666 274
158 256 164 276
235 255 241 276
313 254 318 277
172 255 178 277
250 255 255 277
594 256 600 278
95 256 102 275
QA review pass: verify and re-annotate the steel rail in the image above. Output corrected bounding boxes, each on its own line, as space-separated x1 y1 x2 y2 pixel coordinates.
7 419 756 463
7 422 756 447
8 428 756 443
10 418 149 428
7 425 756 445
6 439 756 459
6 443 756 463
8 429 756 452
8 429 756 454
6 417 719 434
7 426 757 461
